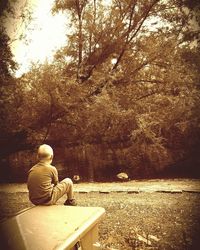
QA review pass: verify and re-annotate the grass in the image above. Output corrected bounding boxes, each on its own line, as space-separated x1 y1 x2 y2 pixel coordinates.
0 189 200 249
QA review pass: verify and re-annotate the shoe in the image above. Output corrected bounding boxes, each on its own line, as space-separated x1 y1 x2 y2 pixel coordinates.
64 198 77 206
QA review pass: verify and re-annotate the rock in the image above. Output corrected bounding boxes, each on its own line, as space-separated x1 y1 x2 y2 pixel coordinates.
137 234 152 246
116 172 129 181
127 190 140 194
99 191 110 194
93 242 101 248
170 189 182 193
149 235 160 242
73 175 80 183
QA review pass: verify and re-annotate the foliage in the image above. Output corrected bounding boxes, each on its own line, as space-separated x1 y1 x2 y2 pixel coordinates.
2 0 200 179
0 1 32 159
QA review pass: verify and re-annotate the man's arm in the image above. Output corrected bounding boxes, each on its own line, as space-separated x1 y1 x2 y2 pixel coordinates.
52 167 59 186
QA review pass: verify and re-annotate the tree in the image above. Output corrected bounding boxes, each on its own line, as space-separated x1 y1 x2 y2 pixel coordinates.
2 0 200 180
0 0 32 160
0 26 21 152
50 0 200 178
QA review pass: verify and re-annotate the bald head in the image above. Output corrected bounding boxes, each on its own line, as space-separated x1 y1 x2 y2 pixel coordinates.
37 144 53 161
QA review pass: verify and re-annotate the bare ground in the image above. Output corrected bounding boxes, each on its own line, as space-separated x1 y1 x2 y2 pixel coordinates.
0 180 200 250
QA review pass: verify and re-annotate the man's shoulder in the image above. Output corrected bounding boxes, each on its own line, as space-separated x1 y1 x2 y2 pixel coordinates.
48 164 57 172
30 163 56 171
40 163 57 171
29 164 39 172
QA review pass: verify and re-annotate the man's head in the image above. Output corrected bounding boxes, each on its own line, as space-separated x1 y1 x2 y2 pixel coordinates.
37 144 53 162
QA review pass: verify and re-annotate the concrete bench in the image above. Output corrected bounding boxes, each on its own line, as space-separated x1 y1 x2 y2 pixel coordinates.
0 205 105 250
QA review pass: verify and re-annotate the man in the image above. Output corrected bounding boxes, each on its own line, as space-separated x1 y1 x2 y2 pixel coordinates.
27 144 77 206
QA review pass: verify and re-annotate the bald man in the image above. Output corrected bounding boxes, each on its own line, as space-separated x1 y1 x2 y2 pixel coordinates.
27 144 77 206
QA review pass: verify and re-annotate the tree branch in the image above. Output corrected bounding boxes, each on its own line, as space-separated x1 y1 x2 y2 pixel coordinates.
112 0 160 71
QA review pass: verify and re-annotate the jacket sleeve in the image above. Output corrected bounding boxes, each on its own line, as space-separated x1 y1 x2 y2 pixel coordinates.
52 167 59 185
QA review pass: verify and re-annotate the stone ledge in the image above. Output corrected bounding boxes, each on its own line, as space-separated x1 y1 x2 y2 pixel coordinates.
73 189 200 194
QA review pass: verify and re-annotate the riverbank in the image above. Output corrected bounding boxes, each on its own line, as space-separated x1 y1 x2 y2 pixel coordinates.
0 178 200 193
0 179 200 249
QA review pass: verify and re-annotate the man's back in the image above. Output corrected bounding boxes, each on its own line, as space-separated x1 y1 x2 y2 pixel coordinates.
27 162 58 205
27 144 76 206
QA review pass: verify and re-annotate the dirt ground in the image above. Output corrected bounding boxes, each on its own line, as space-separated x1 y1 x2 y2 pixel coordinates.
0 180 200 250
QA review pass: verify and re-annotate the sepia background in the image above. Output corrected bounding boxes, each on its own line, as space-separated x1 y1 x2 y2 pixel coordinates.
1 0 200 182
0 1 200 250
